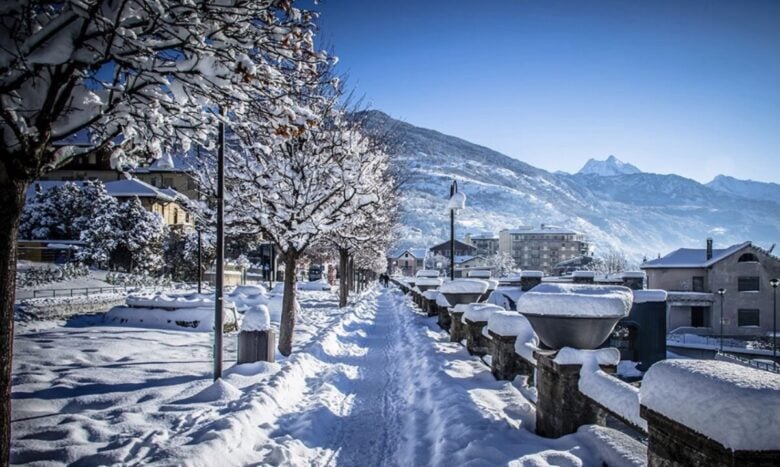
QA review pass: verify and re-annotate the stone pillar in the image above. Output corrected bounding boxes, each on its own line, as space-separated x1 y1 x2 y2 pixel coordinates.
572 271 595 284
489 330 535 381
237 330 275 364
520 276 542 291
426 299 439 317
535 351 612 438
449 308 467 343
438 305 452 331
464 318 491 356
641 406 780 467
621 272 645 290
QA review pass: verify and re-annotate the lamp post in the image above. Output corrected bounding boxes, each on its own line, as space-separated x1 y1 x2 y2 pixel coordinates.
717 288 726 353
214 106 226 382
770 278 779 367
447 180 466 281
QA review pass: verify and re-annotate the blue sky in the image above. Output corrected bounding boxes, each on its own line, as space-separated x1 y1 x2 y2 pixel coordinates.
311 0 780 183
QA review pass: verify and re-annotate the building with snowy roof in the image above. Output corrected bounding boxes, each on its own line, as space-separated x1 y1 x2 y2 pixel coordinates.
27 179 193 228
388 248 428 277
429 239 477 259
641 239 780 337
37 151 198 199
498 224 590 274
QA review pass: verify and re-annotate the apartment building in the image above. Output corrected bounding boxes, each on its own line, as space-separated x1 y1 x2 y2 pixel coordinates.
498 224 590 274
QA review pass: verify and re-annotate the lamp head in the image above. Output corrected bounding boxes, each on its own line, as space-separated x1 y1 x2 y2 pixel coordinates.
717 288 726 296
771 278 780 289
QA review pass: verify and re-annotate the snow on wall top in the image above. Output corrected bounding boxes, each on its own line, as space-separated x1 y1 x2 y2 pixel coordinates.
487 310 534 337
632 290 667 304
415 277 442 287
463 303 503 323
640 359 780 451
517 283 633 318
439 279 489 295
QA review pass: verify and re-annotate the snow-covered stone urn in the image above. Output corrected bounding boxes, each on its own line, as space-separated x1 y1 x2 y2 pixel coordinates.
415 276 442 293
439 279 489 306
516 284 633 350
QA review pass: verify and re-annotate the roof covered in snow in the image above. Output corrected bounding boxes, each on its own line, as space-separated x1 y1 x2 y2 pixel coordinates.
389 247 428 259
131 153 193 173
641 242 751 269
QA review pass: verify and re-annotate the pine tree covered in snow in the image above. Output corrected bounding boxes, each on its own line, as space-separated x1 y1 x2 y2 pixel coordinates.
79 198 166 274
19 181 117 240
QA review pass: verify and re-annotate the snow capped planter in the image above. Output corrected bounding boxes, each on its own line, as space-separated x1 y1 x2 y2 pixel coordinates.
238 305 275 364
640 360 780 452
632 289 667 303
415 276 442 292
439 279 489 306
462 303 502 324
517 284 633 350
572 270 595 284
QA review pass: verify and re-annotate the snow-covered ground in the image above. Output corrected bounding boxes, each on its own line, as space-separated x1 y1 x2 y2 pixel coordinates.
13 286 619 466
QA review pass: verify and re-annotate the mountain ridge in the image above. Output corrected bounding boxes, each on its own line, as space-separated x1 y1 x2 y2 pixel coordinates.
362 111 780 261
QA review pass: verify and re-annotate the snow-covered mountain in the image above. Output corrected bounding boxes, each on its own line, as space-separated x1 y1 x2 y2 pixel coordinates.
363 111 780 261
706 175 780 204
577 155 642 176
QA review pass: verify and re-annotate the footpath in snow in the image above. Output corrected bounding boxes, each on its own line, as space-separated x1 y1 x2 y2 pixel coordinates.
13 286 610 466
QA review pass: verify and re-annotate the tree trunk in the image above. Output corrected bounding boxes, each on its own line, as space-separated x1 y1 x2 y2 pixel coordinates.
348 256 354 292
278 251 298 356
0 179 28 464
339 248 349 308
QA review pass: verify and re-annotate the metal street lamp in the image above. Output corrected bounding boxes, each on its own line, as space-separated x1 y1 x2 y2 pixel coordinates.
717 288 726 353
770 278 779 368
447 180 466 281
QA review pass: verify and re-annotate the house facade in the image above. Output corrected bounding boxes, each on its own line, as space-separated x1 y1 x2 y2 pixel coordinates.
429 239 477 259
641 240 780 337
499 225 590 274
388 248 428 277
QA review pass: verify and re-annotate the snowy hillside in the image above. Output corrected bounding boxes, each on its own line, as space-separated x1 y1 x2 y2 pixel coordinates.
363 111 780 261
706 175 780 204
577 155 642 176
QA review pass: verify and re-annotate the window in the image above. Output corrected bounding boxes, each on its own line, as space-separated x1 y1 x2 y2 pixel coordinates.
738 253 759 263
737 309 760 327
738 277 760 292
692 276 705 292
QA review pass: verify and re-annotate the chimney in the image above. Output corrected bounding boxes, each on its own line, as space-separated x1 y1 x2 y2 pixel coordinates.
706 238 713 260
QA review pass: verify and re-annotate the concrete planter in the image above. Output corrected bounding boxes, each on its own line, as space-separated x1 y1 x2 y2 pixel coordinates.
440 292 483 306
522 314 623 350
417 284 439 292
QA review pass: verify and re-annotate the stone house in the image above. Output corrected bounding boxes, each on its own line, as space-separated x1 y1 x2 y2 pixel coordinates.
429 239 477 259
388 248 428 277
641 240 780 337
